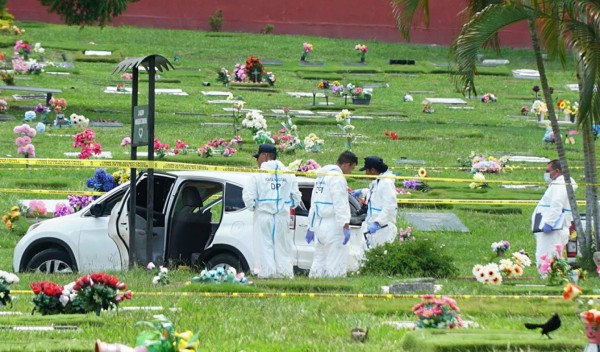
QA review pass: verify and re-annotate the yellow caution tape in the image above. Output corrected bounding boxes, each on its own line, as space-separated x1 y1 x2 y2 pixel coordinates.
0 188 104 196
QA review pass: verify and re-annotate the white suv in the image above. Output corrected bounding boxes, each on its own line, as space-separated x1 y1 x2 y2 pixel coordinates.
13 171 366 273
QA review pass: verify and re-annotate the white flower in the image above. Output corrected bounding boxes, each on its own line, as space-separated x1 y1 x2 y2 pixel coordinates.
59 294 70 307
152 276 160 284
403 94 413 102
147 262 155 270
335 109 352 123
159 266 168 274
227 267 237 276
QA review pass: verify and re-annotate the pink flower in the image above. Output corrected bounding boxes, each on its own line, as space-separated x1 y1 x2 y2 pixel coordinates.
121 137 131 147
147 262 155 270
28 200 47 216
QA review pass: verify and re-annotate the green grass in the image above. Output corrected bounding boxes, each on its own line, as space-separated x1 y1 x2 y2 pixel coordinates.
0 20 596 351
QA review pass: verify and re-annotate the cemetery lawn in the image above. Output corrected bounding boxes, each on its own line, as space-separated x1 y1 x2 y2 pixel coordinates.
0 21 596 350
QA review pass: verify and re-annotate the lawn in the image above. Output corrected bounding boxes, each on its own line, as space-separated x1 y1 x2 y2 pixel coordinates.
0 21 596 351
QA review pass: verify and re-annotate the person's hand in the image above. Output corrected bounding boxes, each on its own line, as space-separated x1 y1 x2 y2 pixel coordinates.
342 228 351 245
305 230 315 244
542 224 553 233
368 222 381 234
351 189 362 198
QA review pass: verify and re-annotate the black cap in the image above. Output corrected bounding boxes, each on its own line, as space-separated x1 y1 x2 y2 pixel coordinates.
359 156 386 171
253 144 277 158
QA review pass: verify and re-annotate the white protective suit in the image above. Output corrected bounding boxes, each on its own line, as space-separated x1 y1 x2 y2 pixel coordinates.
243 160 301 278
307 165 351 278
360 171 398 247
531 174 577 270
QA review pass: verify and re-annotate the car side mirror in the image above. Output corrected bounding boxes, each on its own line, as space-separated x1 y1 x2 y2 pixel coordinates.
90 203 104 217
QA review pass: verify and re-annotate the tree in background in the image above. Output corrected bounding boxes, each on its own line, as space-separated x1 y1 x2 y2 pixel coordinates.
0 0 14 23
38 0 139 27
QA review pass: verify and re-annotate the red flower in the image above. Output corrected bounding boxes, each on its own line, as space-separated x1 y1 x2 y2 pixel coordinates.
30 282 42 294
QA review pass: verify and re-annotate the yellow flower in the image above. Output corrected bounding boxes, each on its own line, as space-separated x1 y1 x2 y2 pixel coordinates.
10 206 19 212
5 220 11 229
418 168 427 177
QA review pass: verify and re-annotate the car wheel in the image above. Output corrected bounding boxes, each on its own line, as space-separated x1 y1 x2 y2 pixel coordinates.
206 253 243 272
26 248 75 273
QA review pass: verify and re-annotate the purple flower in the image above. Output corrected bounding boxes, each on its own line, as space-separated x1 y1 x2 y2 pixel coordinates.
403 179 420 190
54 203 74 217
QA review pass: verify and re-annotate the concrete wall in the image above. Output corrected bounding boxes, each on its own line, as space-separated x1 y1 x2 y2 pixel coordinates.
6 0 532 48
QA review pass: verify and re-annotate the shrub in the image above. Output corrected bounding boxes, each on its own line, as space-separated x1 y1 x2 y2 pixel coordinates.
262 24 274 34
361 238 459 278
209 9 223 32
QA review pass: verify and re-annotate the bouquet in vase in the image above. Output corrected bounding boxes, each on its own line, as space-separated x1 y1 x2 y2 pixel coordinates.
0 270 19 307
73 272 131 316
412 294 463 329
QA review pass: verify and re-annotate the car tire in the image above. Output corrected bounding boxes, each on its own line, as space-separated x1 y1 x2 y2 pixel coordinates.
206 253 243 272
26 248 75 273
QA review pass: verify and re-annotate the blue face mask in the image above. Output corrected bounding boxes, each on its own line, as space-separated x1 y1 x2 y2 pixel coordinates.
544 172 553 183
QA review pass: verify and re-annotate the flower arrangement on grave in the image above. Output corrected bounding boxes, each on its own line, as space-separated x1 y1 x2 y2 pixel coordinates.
173 139 189 155
87 168 116 193
557 98 571 112
384 131 398 140
0 99 7 113
245 56 265 83
13 39 32 59
346 84 372 100
73 129 102 159
317 80 330 89
403 168 431 192
112 169 130 185
197 144 214 158
241 111 268 134
520 105 529 115
121 73 133 80
70 113 89 128
31 281 69 315
0 270 18 308
303 133 324 153
288 159 321 173
403 93 414 102
53 203 74 217
0 71 14 85
72 273 131 316
1 205 20 230
231 101 245 137
191 267 249 284
398 227 413 242
472 251 531 284
68 194 93 212
116 83 127 92
49 97 68 114
121 137 132 147
273 128 301 154
154 138 171 159
95 314 200 352
412 294 463 329
253 130 274 145
458 152 509 173
265 71 276 86
34 103 50 123
481 93 497 103
531 100 547 118
26 200 47 217
217 67 231 85
147 262 169 285
491 240 510 256
543 122 555 144
355 43 367 63
23 110 35 122
331 81 344 95
335 109 356 149
538 243 580 284
14 123 36 158
301 42 313 61
233 63 247 81
422 104 435 114
469 172 490 189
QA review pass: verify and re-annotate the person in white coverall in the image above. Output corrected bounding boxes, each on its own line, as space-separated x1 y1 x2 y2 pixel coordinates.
305 151 358 278
243 144 302 278
531 159 577 273
355 156 398 247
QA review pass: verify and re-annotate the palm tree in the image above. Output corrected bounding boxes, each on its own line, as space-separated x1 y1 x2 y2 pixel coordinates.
390 0 599 261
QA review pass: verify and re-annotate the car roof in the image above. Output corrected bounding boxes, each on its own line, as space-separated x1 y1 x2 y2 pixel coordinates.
165 170 316 186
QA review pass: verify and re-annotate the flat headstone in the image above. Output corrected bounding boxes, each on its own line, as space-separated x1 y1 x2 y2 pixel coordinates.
389 278 435 294
363 83 389 89
1 325 79 331
480 59 510 66
45 71 70 75
201 122 233 127
327 133 365 138
535 119 574 125
104 87 188 96
88 121 124 128
389 59 416 65
92 109 126 114
447 106 474 110
130 151 176 157
432 62 452 68
408 90 435 94
174 112 208 117
58 62 75 69
0 312 22 315
401 212 470 233
351 115 373 120
509 156 551 163
207 100 243 104
423 97 467 105
512 69 540 79
271 109 314 115
63 151 113 159
342 62 368 66
201 91 232 96
500 184 544 190
12 94 47 101
394 159 426 165
262 60 283 66
566 84 579 92
222 107 262 113
0 114 14 121
384 320 478 329
287 91 326 98
298 61 325 66
84 50 112 56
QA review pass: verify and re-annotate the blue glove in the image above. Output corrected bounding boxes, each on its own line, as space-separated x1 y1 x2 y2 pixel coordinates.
542 224 553 233
368 222 381 234
306 230 315 244
351 189 362 198
342 228 351 245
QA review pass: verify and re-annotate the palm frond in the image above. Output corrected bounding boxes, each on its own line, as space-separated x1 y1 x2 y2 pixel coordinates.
389 0 429 41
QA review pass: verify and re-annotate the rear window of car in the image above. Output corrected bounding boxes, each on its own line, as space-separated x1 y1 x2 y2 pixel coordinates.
224 183 245 212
